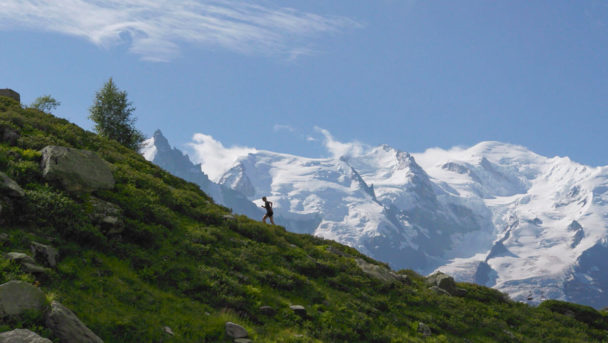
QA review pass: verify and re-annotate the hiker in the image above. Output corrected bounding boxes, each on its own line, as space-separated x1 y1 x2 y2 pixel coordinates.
261 196 275 224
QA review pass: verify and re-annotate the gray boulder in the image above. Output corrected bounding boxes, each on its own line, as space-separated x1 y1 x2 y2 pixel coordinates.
5 253 48 275
0 281 47 318
88 197 123 234
0 329 52 343
40 146 114 193
289 305 307 317
425 271 459 296
162 326 174 336
6 252 36 265
45 301 103 343
225 322 248 339
30 242 58 268
417 322 431 337
429 285 451 296
22 263 50 275
0 171 25 198
355 258 407 284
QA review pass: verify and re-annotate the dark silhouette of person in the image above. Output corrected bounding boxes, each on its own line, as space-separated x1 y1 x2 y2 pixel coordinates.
261 196 275 224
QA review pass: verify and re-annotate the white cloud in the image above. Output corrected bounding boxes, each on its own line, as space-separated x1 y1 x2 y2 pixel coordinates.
187 133 256 181
273 124 294 133
0 0 360 62
411 146 467 169
314 126 370 159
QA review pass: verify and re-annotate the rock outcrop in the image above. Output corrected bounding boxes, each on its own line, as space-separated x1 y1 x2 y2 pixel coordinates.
289 305 307 317
0 281 46 318
88 197 123 235
45 301 104 343
0 171 25 198
355 258 409 284
225 322 248 339
6 252 50 275
40 146 114 193
0 89 20 102
31 242 58 268
0 329 52 343
425 271 466 296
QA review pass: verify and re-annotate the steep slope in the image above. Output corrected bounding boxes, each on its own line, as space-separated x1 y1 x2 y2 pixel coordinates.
179 135 608 308
3 94 608 342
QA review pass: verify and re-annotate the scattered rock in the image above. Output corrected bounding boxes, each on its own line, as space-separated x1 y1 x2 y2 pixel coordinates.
355 258 405 284
289 305 306 317
425 271 459 296
89 197 124 234
225 322 248 339
0 171 25 198
45 301 103 343
429 285 451 296
31 242 58 268
22 263 50 275
259 306 276 316
6 252 36 265
162 326 174 336
0 328 52 343
0 280 46 318
40 145 115 193
417 322 431 337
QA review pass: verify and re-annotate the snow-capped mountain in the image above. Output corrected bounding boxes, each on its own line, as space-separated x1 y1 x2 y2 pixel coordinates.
142 132 608 308
413 142 608 307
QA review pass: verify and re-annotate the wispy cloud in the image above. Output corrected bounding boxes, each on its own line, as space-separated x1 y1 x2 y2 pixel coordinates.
0 0 361 62
273 124 294 133
187 133 256 181
314 126 370 159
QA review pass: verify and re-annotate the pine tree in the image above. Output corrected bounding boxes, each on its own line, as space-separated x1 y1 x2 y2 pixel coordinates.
89 78 144 150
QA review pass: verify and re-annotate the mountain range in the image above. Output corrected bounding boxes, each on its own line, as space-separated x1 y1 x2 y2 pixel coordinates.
142 130 608 309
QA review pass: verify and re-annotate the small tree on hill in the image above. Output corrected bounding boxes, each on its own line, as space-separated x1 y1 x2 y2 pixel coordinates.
30 95 61 113
89 78 144 150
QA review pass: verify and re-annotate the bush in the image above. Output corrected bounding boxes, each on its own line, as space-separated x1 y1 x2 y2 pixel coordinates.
539 300 608 330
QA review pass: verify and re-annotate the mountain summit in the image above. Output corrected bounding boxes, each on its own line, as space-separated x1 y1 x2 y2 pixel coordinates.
143 133 608 308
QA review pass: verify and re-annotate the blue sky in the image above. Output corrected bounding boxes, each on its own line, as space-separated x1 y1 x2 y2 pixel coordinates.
1 1 607 166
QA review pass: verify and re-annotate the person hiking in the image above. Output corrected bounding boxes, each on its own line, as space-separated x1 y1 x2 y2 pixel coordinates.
261 196 275 224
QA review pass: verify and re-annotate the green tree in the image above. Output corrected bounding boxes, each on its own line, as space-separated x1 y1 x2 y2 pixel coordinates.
30 95 61 113
89 78 144 150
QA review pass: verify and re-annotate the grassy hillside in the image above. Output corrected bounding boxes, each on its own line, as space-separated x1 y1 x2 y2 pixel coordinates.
1 95 607 342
